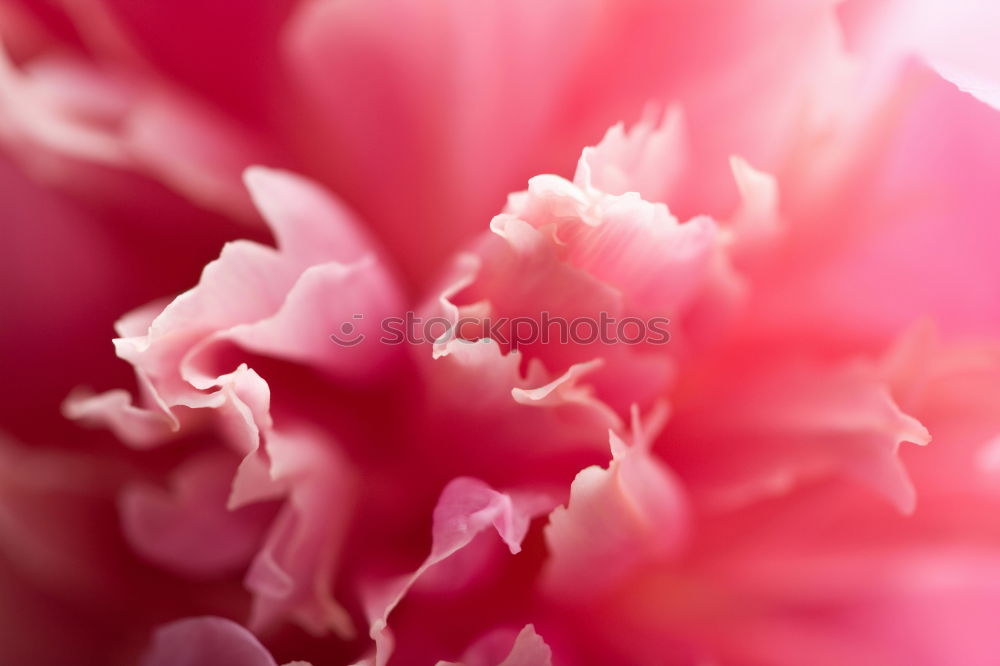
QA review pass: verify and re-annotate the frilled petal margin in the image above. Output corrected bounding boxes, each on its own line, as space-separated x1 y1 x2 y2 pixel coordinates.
544 407 689 600
357 478 555 666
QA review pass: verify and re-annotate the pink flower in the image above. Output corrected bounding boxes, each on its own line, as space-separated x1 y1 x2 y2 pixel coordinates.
3 0 1000 664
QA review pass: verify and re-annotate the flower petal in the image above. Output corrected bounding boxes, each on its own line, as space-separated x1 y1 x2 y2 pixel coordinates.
363 478 554 666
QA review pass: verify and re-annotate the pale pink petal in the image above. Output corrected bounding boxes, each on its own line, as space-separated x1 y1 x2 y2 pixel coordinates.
67 169 399 455
124 166 383 370
119 451 271 578
421 337 620 464
62 386 177 448
243 426 357 639
477 213 624 329
203 256 402 380
574 105 686 204
556 203 717 317
436 131 724 415
0 40 269 218
125 90 266 218
438 624 554 666
494 144 723 320
496 625 553 666
879 322 1000 497
0 46 132 168
510 359 621 430
243 166 381 266
544 414 688 601
142 616 284 666
60 170 397 643
845 0 1000 109
200 365 274 457
419 259 624 458
725 156 782 269
363 478 554 666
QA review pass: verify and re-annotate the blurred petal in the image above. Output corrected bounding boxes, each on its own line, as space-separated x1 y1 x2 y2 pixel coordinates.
143 616 285 666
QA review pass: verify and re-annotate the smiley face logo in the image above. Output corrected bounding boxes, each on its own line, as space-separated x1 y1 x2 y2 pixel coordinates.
329 313 366 347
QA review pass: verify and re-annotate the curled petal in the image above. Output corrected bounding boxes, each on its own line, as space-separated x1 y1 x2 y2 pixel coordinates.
725 155 782 268
243 166 382 266
574 105 686 204
126 91 265 218
62 386 177 449
201 255 402 379
493 625 553 666
120 451 271 578
363 478 554 666
242 427 357 639
67 169 399 453
544 413 688 601
437 624 554 666
511 358 621 430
